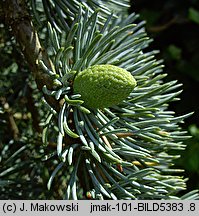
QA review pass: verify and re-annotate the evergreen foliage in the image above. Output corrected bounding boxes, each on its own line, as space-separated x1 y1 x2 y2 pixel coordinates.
0 0 198 199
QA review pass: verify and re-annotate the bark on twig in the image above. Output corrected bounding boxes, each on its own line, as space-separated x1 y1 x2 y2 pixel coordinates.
2 0 58 111
26 85 42 133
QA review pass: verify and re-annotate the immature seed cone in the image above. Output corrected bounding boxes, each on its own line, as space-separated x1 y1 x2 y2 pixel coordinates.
73 64 137 108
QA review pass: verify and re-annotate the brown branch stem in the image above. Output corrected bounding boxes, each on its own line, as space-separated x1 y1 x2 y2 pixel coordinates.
2 0 58 111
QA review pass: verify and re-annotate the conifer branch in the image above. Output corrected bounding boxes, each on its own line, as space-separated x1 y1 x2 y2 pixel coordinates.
2 0 58 110
1 0 199 200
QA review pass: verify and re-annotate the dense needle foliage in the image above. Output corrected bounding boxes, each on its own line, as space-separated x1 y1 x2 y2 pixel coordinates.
0 0 198 199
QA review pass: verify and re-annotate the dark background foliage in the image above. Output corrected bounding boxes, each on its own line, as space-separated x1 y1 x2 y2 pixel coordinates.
131 0 199 191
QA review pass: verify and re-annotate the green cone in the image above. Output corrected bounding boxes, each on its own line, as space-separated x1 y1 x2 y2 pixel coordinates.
73 64 137 108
